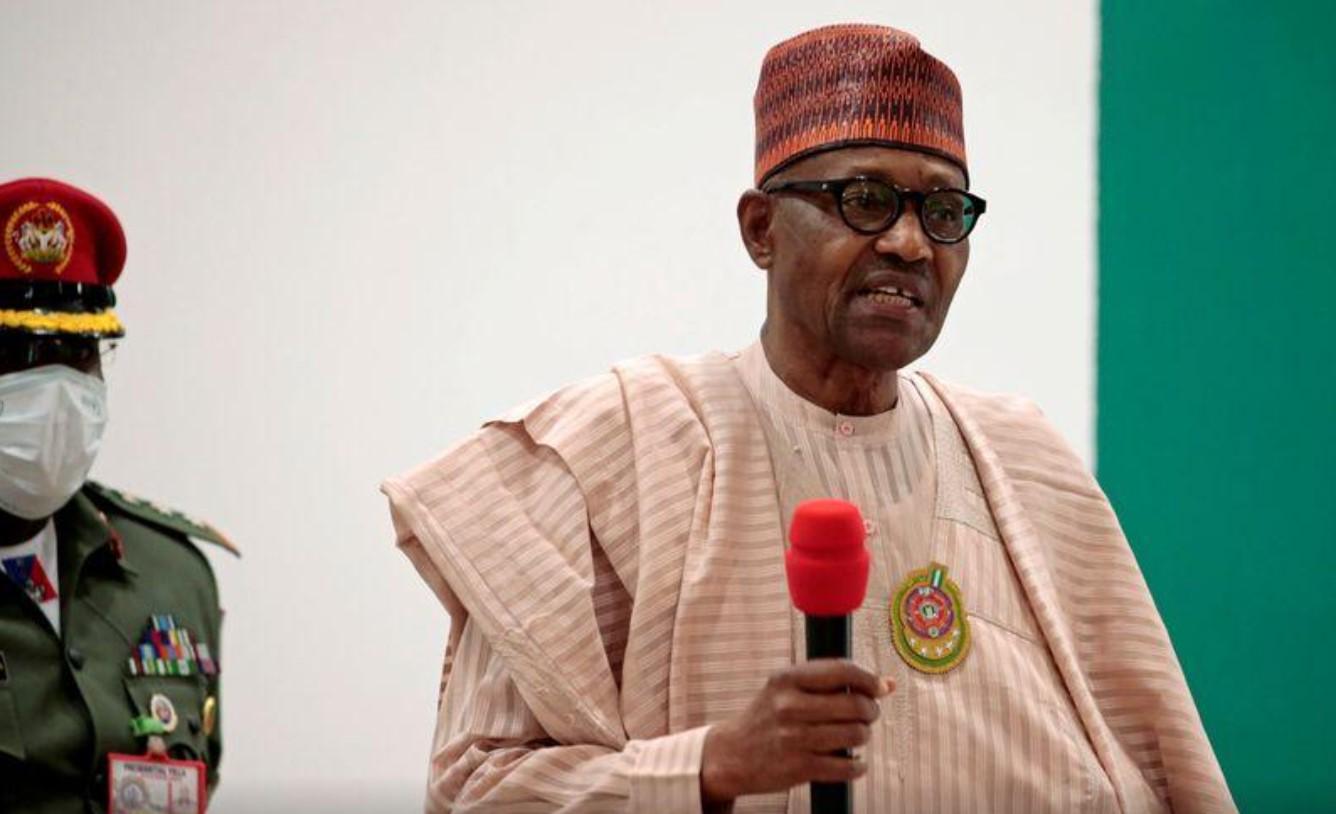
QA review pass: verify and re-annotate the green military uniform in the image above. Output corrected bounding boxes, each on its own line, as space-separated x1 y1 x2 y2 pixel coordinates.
0 178 230 811
0 482 234 813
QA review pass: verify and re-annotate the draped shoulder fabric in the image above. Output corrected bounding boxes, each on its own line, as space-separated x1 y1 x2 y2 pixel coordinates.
925 375 1234 813
382 351 1234 813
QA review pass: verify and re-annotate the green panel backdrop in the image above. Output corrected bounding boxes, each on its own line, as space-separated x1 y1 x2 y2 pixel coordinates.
1099 2 1335 810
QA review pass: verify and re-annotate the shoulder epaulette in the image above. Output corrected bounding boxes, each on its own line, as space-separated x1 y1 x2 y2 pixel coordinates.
84 481 241 558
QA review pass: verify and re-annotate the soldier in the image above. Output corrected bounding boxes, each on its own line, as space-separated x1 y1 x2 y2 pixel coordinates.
0 178 235 813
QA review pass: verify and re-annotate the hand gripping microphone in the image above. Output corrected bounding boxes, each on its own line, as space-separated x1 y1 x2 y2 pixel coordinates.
785 499 870 814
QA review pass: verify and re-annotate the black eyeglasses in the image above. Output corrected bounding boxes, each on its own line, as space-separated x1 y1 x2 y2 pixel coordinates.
763 176 987 244
0 335 111 375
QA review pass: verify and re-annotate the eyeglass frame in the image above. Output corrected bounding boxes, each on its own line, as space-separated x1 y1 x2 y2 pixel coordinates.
761 176 987 244
0 334 112 377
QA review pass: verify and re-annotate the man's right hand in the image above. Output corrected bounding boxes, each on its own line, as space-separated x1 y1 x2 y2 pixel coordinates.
699 660 894 807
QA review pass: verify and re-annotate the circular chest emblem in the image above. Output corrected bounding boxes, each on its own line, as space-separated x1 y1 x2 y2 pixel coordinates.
905 583 955 638
149 692 179 734
5 200 75 275
890 563 971 674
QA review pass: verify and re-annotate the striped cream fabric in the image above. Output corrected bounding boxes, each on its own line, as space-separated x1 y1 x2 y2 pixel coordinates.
932 380 1234 814
735 343 1120 813
383 348 1234 813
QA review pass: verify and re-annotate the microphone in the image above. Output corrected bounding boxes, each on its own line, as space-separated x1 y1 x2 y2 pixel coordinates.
785 499 870 814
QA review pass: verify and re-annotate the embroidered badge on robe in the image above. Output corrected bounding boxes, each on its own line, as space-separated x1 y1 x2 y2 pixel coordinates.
891 563 971 674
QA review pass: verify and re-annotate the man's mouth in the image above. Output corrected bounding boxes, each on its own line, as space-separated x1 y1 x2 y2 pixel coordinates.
857 285 923 309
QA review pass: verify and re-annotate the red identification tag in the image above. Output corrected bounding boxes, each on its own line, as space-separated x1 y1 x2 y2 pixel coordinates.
107 751 206 814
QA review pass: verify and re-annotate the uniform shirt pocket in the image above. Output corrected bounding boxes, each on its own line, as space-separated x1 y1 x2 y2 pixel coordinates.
122 675 210 763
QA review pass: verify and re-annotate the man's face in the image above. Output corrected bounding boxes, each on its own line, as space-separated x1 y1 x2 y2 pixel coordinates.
755 146 971 372
0 335 104 379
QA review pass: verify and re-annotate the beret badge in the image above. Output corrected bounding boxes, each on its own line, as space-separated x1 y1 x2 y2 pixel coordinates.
6 201 75 275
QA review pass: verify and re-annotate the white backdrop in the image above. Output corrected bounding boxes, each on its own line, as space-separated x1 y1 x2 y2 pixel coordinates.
2 2 1094 810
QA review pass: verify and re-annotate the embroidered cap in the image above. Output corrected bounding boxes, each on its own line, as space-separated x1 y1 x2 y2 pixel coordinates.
0 178 126 337
754 24 968 187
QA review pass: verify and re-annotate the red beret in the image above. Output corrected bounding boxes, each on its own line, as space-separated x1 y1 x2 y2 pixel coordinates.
0 178 126 338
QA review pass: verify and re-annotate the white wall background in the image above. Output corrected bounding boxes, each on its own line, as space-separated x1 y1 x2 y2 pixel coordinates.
1 2 1094 810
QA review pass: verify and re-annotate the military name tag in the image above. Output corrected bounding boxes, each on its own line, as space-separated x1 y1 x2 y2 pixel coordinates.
107 752 205 814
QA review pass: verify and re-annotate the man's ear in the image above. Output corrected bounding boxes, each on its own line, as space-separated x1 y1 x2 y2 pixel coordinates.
737 189 775 270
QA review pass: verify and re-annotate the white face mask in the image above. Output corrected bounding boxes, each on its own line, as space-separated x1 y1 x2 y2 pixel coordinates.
0 365 107 519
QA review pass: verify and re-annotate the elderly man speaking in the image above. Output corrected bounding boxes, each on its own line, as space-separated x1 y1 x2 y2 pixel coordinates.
383 24 1234 814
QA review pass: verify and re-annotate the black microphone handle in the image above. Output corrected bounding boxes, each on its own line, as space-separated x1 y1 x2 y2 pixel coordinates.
805 614 852 814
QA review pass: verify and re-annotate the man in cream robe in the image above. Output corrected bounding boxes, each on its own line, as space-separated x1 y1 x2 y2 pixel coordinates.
384 23 1234 814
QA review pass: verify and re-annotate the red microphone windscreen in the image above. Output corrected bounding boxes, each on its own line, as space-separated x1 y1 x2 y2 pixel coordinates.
785 499 870 616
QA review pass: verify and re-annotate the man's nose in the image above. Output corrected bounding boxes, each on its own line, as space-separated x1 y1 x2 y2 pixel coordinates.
873 208 933 265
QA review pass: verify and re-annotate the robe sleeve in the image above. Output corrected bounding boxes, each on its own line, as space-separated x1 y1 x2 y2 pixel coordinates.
382 371 711 812
423 615 709 812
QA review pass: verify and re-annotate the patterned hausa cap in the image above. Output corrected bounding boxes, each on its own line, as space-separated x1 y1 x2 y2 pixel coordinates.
0 178 126 337
754 24 967 188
